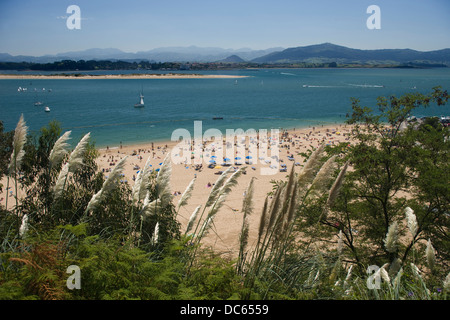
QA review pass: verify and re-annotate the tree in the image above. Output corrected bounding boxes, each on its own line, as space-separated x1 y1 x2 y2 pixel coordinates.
304 87 448 275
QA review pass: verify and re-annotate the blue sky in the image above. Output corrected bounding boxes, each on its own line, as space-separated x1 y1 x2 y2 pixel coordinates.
1 0 449 56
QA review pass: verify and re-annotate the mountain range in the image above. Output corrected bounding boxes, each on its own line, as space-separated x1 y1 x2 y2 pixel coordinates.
0 46 283 64
1 43 449 66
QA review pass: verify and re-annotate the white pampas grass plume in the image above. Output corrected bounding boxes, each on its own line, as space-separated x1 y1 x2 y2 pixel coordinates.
85 189 104 213
444 272 450 292
68 132 90 172
155 153 172 205
297 144 325 187
8 114 28 176
405 207 418 238
141 198 161 218
206 167 246 220
337 230 344 255
411 263 422 279
186 205 202 234
205 167 232 207
150 222 159 245
310 155 338 194
177 177 196 211
384 221 399 253
425 238 436 271
19 214 28 238
343 265 353 288
132 155 153 204
49 131 71 167
327 161 349 208
101 156 128 194
85 156 127 212
239 177 255 255
53 162 69 199
389 257 402 276
380 266 391 285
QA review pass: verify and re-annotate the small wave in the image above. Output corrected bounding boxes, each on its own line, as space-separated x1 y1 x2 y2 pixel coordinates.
302 85 341 88
347 83 384 88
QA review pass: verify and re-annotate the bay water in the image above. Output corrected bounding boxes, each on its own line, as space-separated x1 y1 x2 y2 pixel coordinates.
1 68 449 148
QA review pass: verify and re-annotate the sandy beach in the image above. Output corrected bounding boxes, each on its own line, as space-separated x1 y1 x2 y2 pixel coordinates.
0 73 248 80
0 123 354 257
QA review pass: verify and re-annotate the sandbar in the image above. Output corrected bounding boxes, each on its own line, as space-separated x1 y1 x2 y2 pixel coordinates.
0 73 248 80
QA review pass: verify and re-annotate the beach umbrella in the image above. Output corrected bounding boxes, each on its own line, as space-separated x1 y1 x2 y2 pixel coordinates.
209 160 216 163
235 157 241 160
246 156 252 159
211 155 217 158
156 168 160 172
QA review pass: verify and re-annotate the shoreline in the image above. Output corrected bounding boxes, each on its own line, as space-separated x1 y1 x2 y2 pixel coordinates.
1 122 355 256
0 73 248 80
96 121 350 151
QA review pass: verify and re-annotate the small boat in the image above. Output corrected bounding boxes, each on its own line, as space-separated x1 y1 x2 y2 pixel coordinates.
44 106 50 112
134 87 145 108
212 117 223 120
34 101 43 106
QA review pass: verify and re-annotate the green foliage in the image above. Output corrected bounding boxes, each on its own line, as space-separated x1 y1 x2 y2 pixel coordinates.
0 87 449 300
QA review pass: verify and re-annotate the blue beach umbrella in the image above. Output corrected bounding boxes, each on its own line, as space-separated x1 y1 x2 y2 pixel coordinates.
246 156 252 159
209 160 216 163
235 157 241 160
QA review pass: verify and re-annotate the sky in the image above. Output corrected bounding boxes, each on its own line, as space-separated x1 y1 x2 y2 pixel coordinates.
1 0 450 56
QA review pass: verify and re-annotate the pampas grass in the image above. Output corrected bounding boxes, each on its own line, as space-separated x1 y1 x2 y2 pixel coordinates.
53 163 69 199
425 239 436 271
49 131 71 168
327 161 349 208
8 114 28 176
85 156 128 213
202 166 247 232
185 205 202 235
151 222 159 245
205 167 232 207
132 155 153 204
68 132 90 172
405 207 418 238
6 114 28 211
238 177 255 271
384 221 399 253
444 272 450 292
177 177 196 212
19 214 28 238
155 153 172 205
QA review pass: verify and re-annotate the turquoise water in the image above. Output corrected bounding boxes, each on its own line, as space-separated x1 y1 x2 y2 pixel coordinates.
1 68 449 148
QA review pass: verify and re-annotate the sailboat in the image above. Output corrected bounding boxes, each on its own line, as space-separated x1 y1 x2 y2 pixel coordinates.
134 87 145 108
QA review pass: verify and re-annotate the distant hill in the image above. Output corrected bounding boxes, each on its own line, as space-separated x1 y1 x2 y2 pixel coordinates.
217 55 246 63
0 46 283 63
252 43 450 66
2 43 449 66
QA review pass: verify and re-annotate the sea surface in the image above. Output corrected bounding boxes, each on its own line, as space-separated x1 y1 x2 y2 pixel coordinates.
1 68 449 148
